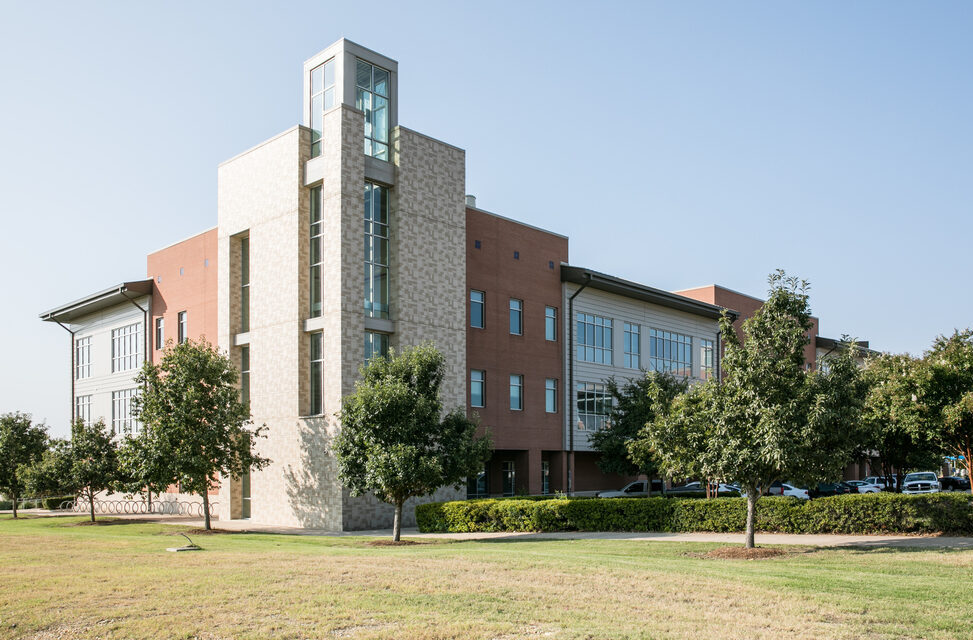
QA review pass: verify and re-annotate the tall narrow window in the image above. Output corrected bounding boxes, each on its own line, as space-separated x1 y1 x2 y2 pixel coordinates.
112 388 138 435
576 382 611 431
154 318 164 349
178 312 188 344
364 182 390 319
75 337 91 379
111 323 142 372
623 323 641 369
356 58 390 160
649 329 693 377
700 338 715 380
509 374 523 411
309 58 335 158
509 299 523 335
364 331 389 363
542 460 550 495
545 306 557 341
545 378 558 413
470 290 485 328
310 187 323 317
471 370 485 408
310 333 323 415
240 236 250 333
502 461 515 496
467 465 488 499
576 313 613 364
75 395 91 425
240 346 250 408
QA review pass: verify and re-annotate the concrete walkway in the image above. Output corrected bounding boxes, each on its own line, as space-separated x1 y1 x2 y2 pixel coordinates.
17 511 973 549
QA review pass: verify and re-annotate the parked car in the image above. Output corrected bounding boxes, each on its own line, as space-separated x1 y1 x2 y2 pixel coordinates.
596 479 664 498
766 481 810 500
844 480 883 494
902 472 941 494
809 482 854 498
863 475 902 490
665 481 739 495
939 476 971 492
837 481 860 494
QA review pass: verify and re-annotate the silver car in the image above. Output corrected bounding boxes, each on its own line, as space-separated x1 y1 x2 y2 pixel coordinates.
902 472 941 494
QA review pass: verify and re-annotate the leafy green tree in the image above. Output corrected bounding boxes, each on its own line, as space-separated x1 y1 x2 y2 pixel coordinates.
924 330 973 494
0 412 47 518
115 433 173 509
594 372 688 494
20 438 72 498
335 343 492 541
133 339 270 530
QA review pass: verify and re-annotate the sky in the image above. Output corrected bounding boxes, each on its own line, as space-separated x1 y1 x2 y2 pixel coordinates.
2 1 972 436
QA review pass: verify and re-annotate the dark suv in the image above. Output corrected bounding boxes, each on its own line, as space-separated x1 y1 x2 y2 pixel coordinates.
939 476 971 492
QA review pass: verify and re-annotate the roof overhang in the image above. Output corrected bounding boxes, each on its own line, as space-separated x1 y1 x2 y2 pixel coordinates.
561 265 738 321
39 280 154 324
816 336 877 357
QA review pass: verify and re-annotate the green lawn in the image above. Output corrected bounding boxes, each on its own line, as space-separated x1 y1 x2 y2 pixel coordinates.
1 516 971 640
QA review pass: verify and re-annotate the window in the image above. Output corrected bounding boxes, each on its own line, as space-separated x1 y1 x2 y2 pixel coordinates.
111 388 139 435
75 337 90 379
545 378 558 413
310 333 323 415
542 460 550 495
700 338 715 380
576 313 613 365
467 465 488 499
111 323 142 373
509 299 523 335
356 58 390 160
178 311 188 344
154 317 164 349
577 382 611 431
364 182 390 319
471 370 485 408
545 306 557 341
470 290 485 328
309 58 336 158
624 323 641 369
310 187 323 317
240 236 250 333
364 331 389 363
240 346 250 408
75 395 91 425
509 374 523 411
502 461 515 496
649 329 693 377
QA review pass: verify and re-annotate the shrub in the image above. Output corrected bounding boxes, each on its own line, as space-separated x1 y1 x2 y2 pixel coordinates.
43 496 75 510
0 500 11 511
415 493 973 535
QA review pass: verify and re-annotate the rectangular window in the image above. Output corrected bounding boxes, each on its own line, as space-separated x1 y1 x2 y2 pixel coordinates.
240 236 250 333
356 58 390 160
576 313 613 365
470 290 485 329
75 395 91 425
649 329 693 377
240 346 250 408
310 187 323 318
576 382 611 431
75 337 91 380
545 378 558 413
364 331 390 364
700 338 715 380
467 465 488 499
542 460 550 495
509 299 523 335
624 323 641 369
509 374 523 411
309 57 336 158
111 388 139 435
111 323 143 373
545 306 557 341
178 311 188 344
502 460 515 497
364 182 390 319
471 369 485 408
310 333 323 415
154 317 164 349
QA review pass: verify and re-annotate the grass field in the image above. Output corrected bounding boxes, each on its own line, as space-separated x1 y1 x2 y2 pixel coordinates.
1 516 972 640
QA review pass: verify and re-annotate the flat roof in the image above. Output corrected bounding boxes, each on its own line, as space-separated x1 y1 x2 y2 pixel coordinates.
562 265 738 321
39 280 153 324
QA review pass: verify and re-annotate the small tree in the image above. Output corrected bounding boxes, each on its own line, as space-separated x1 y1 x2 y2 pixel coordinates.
133 339 270 530
116 433 173 510
20 438 72 499
0 412 47 518
924 330 973 494
335 343 492 541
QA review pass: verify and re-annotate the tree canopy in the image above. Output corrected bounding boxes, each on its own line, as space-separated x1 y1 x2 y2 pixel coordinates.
0 412 47 518
924 329 973 494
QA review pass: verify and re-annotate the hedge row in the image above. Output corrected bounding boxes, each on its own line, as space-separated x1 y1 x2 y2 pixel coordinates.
415 493 973 535
0 496 74 511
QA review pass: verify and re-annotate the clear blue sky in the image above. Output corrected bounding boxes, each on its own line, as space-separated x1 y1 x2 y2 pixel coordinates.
2 1 972 436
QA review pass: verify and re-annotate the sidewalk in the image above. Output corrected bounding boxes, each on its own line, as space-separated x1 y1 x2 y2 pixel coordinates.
20 511 973 549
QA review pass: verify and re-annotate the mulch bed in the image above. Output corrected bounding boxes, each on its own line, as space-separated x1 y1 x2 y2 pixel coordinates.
704 546 786 560
366 540 424 546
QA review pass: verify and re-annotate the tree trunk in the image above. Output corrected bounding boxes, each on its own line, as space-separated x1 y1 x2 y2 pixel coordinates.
646 474 653 497
745 491 757 549
147 490 152 513
88 489 95 523
202 491 211 531
393 499 403 542
11 491 18 519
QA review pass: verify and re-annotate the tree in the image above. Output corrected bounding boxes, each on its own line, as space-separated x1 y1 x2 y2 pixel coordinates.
133 339 270 530
335 343 492 541
861 353 940 490
924 330 973 495
593 372 688 494
20 438 72 498
0 412 47 518
116 433 173 510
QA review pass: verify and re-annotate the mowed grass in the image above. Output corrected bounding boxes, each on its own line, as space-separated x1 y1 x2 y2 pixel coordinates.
1 516 972 640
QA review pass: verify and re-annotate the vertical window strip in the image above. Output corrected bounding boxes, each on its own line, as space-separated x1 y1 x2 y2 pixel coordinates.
355 58 390 160
624 323 641 369
545 378 558 413
178 312 188 344
700 338 715 380
471 369 485 408
364 331 390 364
310 187 323 318
75 337 91 379
155 318 164 349
309 58 335 158
310 333 323 415
364 182 390 319
649 328 693 377
240 346 251 408
509 374 523 410
576 313 613 364
509 299 523 335
545 306 557 341
111 323 143 373
74 395 91 425
240 236 250 333
470 290 485 328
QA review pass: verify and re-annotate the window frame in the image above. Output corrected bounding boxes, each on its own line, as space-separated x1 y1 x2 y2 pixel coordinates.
509 299 523 336
111 388 139 435
111 323 143 373
154 317 164 350
309 57 336 158
545 306 557 341
309 332 324 416
648 328 693 377
545 378 558 413
470 290 485 329
310 187 323 318
177 311 188 344
623 322 641 369
509 374 524 411
470 369 485 408
576 312 613 365
364 182 390 319
75 336 91 380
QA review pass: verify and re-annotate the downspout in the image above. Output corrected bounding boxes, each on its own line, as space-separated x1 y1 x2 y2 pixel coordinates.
567 274 592 496
53 321 75 424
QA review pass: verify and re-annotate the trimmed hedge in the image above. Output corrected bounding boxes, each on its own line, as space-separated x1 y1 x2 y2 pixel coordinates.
0 500 11 511
43 496 76 510
415 493 973 535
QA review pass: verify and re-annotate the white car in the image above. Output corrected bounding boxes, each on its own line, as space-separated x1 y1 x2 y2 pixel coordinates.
902 472 941 494
767 482 810 500
863 475 901 490
845 480 883 494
